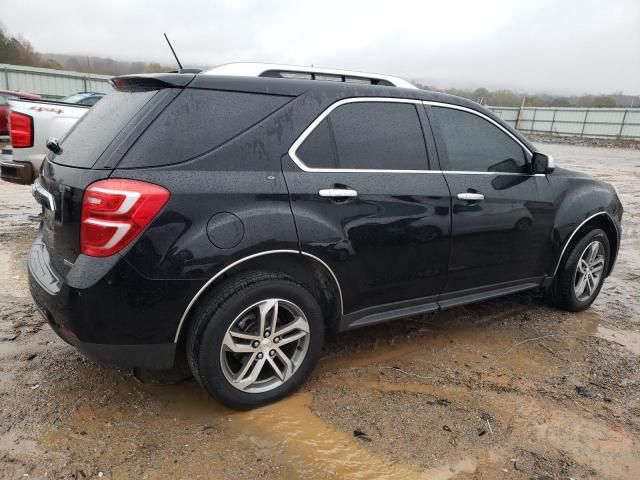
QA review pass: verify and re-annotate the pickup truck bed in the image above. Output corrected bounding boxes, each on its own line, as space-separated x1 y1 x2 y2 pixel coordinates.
1 99 89 184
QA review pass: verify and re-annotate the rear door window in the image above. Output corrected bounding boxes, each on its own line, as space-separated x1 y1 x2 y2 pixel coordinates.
296 101 428 170
295 119 338 169
54 90 158 168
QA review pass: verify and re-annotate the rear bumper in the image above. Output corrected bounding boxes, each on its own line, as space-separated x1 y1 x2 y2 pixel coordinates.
1 159 34 185
34 301 175 369
27 231 195 369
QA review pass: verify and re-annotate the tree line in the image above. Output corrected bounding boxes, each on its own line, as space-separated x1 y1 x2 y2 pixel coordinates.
0 25 172 76
1 25 637 107
412 84 638 108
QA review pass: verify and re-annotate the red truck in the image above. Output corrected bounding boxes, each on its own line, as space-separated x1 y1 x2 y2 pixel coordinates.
0 90 42 139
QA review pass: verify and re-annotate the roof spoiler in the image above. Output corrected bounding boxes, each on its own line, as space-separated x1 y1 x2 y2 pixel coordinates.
110 73 195 91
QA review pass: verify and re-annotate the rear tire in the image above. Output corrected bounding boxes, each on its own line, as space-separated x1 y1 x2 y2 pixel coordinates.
186 271 324 410
550 228 610 312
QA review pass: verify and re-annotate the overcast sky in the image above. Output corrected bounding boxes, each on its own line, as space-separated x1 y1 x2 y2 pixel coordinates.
3 0 639 94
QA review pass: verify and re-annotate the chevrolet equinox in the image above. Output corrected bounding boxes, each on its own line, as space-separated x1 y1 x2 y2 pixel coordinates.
28 63 623 409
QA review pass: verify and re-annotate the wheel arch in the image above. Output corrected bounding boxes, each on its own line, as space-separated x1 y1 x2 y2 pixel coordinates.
552 211 620 277
174 250 343 344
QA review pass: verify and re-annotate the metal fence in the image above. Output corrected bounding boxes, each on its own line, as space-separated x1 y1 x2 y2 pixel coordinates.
488 106 640 140
0 63 113 100
2 63 639 140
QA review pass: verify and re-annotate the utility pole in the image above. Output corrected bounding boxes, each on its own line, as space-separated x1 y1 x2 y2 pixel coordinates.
515 96 526 131
86 56 92 92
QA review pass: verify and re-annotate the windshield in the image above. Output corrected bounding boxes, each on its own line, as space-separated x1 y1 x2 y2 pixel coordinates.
61 93 93 104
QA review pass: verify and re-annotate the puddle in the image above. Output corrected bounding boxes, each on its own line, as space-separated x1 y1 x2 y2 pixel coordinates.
40 377 482 480
597 325 640 355
149 384 481 479
236 392 478 480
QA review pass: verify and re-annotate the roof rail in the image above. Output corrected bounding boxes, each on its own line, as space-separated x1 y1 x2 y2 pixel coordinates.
201 63 417 89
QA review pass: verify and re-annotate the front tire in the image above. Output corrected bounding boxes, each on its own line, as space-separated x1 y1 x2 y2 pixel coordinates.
186 272 324 410
550 228 610 312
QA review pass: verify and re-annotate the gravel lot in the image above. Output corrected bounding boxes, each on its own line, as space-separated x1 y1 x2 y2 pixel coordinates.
1 143 639 479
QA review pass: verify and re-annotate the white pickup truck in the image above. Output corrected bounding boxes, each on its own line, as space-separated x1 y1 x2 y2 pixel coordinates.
0 98 90 184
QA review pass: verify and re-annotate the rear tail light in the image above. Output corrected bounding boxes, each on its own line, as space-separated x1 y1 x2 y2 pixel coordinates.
9 111 34 148
81 179 169 257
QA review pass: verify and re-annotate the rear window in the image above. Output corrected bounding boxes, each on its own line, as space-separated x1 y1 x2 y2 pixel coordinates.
118 89 290 168
55 90 158 168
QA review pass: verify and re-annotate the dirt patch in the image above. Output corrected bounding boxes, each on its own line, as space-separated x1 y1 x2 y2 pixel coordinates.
1 143 640 479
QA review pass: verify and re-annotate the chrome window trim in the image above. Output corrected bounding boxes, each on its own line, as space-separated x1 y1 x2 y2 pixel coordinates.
424 101 533 157
552 211 620 277
444 171 544 176
289 97 427 174
288 97 538 175
173 249 343 343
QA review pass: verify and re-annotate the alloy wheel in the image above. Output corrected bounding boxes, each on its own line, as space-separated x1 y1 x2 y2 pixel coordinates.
220 299 310 393
573 240 605 302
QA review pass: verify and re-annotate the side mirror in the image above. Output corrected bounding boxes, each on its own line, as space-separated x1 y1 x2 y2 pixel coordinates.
531 152 555 174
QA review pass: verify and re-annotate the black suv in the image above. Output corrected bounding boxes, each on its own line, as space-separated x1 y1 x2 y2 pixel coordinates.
28 64 623 409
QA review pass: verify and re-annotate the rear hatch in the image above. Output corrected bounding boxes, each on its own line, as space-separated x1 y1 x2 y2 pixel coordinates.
35 74 193 276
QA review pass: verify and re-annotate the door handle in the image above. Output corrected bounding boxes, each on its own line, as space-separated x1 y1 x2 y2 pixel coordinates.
319 188 358 198
457 192 484 201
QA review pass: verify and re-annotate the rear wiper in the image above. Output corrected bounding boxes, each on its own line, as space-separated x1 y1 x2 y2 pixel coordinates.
46 137 63 155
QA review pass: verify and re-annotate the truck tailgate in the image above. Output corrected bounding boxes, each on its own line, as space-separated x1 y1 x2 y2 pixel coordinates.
8 99 89 165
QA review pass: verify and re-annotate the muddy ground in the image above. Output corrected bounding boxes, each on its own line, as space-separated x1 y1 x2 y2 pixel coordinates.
1 143 639 480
